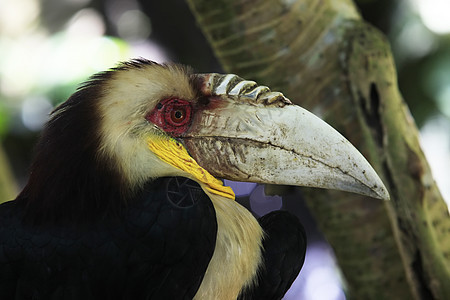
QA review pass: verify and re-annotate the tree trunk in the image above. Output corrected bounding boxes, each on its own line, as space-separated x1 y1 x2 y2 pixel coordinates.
0 144 17 204
185 0 450 298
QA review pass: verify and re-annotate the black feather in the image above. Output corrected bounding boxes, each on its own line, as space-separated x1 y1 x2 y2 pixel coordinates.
239 210 307 300
0 177 217 299
17 75 122 224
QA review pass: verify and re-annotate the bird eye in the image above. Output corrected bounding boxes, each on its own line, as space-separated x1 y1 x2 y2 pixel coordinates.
165 100 191 127
170 109 186 123
146 98 193 136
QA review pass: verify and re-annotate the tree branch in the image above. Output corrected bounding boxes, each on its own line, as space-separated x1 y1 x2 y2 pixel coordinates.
186 0 450 298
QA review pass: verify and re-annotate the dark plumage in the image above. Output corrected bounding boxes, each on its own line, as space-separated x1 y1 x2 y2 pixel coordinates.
0 177 217 299
239 210 306 300
17 60 158 224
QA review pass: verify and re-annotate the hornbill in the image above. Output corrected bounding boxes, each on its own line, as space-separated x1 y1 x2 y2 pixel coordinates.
0 59 389 299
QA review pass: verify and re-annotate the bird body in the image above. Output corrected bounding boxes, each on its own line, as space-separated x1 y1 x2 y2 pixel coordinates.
0 59 388 299
0 177 217 299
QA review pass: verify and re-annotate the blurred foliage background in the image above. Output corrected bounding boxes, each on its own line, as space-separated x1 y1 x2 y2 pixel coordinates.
0 0 449 298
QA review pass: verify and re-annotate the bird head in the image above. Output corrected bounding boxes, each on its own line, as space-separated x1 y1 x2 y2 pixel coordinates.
20 59 389 222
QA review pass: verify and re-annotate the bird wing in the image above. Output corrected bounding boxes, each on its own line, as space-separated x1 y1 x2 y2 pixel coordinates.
0 177 217 299
238 210 307 300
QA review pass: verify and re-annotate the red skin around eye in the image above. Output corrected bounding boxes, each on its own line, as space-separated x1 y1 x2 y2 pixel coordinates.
146 98 193 137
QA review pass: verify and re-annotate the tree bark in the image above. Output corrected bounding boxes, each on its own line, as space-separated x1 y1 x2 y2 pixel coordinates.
185 0 450 298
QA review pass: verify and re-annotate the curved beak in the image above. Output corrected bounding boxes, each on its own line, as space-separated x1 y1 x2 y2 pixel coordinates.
182 73 389 200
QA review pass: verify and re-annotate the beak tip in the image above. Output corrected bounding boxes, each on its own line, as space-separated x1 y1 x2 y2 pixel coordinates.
377 186 391 201
365 181 390 201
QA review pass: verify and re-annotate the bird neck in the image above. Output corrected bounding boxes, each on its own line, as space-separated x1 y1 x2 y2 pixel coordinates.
16 89 131 225
194 190 264 299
